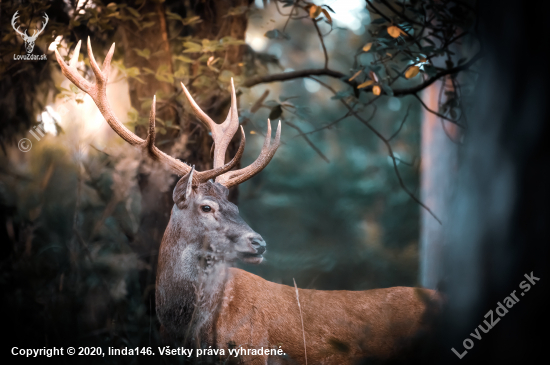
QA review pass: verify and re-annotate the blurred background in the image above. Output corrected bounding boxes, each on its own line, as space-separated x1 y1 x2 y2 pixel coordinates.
1 0 548 364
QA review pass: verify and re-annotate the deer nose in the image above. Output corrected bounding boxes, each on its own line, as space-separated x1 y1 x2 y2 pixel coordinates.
250 236 266 255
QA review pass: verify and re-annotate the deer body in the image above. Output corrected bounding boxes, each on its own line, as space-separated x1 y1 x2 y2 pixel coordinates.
218 269 435 364
155 179 438 364
56 39 440 365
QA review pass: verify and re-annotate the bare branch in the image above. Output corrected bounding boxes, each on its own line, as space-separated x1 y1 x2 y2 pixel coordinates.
312 19 329 69
294 112 352 137
308 77 442 224
388 104 411 141
282 1 298 33
392 53 482 95
242 52 482 98
412 93 465 128
378 0 427 27
250 90 270 114
242 68 349 88
365 0 413 38
286 121 330 163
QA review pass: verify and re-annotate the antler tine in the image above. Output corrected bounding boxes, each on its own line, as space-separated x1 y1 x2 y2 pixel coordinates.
102 43 115 80
55 38 142 146
259 117 273 152
69 39 81 67
181 78 240 169
87 37 106 83
181 82 218 135
145 96 244 182
55 40 93 94
145 97 192 176
212 78 240 169
217 120 281 188
196 126 246 182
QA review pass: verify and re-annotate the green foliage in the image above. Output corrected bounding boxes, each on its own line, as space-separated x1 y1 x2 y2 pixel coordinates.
0 141 157 355
166 11 202 26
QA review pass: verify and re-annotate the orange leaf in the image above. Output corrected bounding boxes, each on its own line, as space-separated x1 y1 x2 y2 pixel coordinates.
405 65 420 79
387 26 402 38
357 80 375 89
362 42 372 52
349 70 362 81
309 5 322 19
321 9 332 24
372 85 381 95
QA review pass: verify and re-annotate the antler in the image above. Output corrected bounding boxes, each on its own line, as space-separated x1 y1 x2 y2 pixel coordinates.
181 80 281 188
11 11 26 38
32 13 49 38
181 80 240 170
216 119 281 188
55 37 245 185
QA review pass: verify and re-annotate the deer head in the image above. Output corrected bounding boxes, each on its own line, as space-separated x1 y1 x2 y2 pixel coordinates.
171 167 267 265
54 38 280 266
12 11 49 54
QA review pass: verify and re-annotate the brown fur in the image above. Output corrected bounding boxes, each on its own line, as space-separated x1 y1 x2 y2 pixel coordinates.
213 268 440 364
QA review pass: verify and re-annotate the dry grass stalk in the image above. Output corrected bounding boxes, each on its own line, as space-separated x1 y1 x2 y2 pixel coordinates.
293 278 307 365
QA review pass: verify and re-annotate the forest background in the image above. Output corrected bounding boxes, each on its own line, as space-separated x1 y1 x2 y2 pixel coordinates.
1 1 547 364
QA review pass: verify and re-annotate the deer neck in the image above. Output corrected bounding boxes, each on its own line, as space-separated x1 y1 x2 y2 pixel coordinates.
156 219 228 341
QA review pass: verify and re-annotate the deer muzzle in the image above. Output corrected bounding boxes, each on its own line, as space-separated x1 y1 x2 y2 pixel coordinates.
237 234 266 264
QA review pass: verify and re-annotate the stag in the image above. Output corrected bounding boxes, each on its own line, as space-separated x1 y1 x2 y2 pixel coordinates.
11 11 49 54
55 38 440 365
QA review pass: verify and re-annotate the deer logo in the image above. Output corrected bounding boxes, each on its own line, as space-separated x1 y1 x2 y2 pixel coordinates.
11 11 49 54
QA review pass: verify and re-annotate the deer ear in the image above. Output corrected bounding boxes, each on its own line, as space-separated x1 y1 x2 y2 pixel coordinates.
173 166 195 208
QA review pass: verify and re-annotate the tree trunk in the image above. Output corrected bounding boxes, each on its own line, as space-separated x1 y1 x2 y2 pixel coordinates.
427 1 550 363
420 80 460 289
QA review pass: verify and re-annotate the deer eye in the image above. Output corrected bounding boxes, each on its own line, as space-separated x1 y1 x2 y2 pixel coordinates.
201 205 212 213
